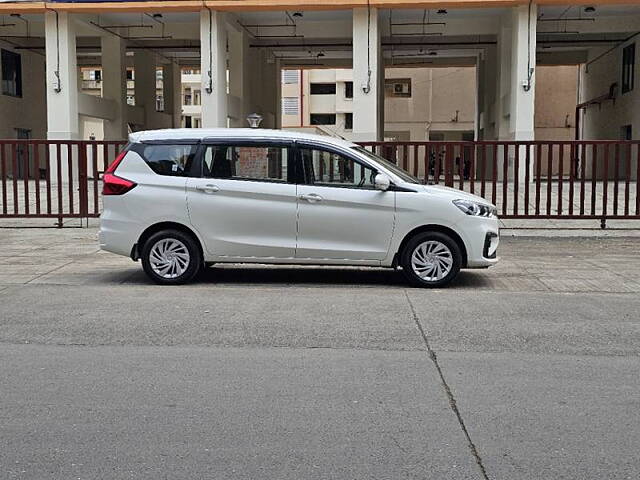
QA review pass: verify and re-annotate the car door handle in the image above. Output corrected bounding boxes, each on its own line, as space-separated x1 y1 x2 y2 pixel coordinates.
195 184 220 194
299 193 323 202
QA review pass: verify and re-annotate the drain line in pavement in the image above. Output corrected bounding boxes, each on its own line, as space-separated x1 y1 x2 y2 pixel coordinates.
404 290 491 480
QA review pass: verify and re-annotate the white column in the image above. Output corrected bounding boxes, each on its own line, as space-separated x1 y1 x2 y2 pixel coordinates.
496 18 512 141
352 7 382 141
200 9 227 128
509 4 536 141
227 29 251 127
45 11 79 140
163 62 182 128
134 51 157 129
101 35 127 140
497 5 536 141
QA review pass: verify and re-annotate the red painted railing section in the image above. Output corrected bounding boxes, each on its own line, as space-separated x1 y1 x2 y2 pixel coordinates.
0 139 639 225
359 141 640 224
0 140 127 225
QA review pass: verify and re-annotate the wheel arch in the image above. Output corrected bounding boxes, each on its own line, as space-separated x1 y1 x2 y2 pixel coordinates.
133 221 204 263
394 224 468 268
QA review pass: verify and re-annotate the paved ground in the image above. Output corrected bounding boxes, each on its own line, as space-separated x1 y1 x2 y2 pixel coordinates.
1 228 639 479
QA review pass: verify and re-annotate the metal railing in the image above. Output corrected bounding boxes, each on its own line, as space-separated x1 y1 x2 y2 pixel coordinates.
0 140 127 226
359 141 640 227
0 139 639 227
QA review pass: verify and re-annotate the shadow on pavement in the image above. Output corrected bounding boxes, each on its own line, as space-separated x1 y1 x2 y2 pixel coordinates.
123 264 494 289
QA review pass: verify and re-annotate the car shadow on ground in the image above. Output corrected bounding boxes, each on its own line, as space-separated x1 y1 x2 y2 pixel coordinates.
123 265 494 289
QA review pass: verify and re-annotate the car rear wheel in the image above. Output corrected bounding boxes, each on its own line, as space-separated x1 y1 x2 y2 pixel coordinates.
400 231 462 288
141 230 202 285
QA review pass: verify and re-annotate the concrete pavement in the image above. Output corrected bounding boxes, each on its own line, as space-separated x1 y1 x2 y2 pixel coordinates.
0 227 639 479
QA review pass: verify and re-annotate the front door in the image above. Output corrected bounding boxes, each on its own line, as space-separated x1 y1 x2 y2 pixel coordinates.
186 141 298 259
295 145 395 261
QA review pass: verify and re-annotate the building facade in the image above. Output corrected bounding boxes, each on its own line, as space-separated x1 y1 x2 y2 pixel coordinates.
0 0 638 146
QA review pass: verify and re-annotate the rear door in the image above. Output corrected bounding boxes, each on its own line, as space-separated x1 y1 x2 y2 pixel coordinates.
186 140 298 259
295 144 396 261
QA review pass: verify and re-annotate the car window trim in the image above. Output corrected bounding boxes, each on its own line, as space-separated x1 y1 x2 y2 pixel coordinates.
140 139 202 145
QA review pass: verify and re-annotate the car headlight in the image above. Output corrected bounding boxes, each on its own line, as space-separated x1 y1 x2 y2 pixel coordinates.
453 199 497 218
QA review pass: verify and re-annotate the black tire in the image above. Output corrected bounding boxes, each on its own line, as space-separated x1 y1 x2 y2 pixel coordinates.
141 229 202 285
400 231 462 288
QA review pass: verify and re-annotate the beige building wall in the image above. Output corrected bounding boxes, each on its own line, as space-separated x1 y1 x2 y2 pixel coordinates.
283 65 583 147
535 65 578 141
0 41 47 141
534 65 579 176
283 66 478 142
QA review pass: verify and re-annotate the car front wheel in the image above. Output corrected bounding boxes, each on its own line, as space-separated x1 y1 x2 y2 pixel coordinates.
400 231 462 288
141 230 202 285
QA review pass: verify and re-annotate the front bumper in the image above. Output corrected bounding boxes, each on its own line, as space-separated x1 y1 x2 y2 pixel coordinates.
455 217 500 268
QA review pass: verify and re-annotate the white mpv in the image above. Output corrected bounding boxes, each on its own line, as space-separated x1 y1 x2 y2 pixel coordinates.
99 129 499 287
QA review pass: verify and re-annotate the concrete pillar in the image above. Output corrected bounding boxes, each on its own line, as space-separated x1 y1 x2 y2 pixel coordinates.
352 7 382 141
200 9 227 128
477 46 499 141
497 5 536 141
101 35 127 140
45 11 79 140
273 58 282 130
495 6 536 182
509 4 536 141
134 51 157 129
227 29 253 127
163 62 182 128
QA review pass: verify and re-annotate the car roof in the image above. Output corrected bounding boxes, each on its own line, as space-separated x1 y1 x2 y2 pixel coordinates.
129 128 359 150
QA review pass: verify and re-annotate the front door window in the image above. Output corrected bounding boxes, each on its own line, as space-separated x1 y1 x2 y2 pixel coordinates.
300 147 376 188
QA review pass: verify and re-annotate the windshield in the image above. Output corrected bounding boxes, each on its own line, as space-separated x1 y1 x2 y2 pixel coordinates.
351 146 420 184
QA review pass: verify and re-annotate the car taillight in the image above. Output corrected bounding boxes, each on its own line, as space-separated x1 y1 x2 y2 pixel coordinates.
103 173 136 195
103 149 136 195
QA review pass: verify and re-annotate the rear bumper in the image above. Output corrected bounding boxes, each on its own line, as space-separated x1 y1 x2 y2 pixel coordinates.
98 213 140 258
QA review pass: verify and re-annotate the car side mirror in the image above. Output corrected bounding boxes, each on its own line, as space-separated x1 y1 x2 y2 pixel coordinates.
374 173 391 191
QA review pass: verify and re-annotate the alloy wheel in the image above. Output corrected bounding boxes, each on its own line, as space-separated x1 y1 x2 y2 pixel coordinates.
410 240 454 282
149 238 191 279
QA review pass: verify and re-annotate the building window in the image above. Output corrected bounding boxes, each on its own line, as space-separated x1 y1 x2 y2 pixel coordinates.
344 112 353 130
1 49 22 97
282 97 299 115
282 70 299 84
344 81 353 99
184 116 192 128
385 78 411 98
622 43 635 94
126 69 134 80
310 114 336 125
88 69 101 82
156 94 164 112
310 83 336 95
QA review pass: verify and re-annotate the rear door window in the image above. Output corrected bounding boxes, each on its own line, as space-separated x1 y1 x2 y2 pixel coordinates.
202 144 290 183
135 143 199 177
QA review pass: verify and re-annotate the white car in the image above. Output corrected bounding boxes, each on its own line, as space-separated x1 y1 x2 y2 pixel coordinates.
99 129 499 287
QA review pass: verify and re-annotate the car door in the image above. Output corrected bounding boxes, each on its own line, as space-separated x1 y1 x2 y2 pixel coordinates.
295 143 395 261
186 140 298 259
